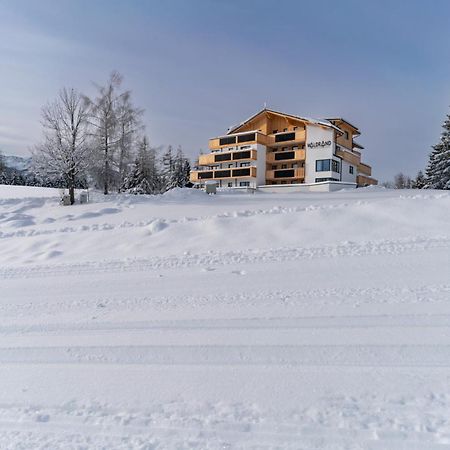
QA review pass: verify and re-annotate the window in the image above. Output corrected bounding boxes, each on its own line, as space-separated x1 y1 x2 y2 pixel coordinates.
315 177 339 183
272 129 278 134
239 181 250 187
228 163 233 168
283 128 288 132
240 162 250 167
345 131 349 140
281 164 287 169
240 145 251 150
293 126 298 131
227 182 233 187
332 160 340 173
316 159 331 172
272 165 277 170
349 165 354 174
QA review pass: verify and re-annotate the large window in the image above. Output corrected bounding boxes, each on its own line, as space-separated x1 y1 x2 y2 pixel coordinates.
316 159 340 173
349 165 354 174
332 160 340 173
239 181 250 187
316 159 331 172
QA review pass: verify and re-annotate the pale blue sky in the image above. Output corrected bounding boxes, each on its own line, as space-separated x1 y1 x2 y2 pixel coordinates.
1 0 449 180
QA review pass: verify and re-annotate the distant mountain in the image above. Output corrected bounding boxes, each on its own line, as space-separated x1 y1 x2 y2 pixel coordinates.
2 154 32 172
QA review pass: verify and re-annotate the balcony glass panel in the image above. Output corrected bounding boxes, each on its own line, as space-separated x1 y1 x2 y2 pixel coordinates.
198 171 214 179
219 136 236 146
237 133 256 143
215 153 231 162
275 132 295 143
275 151 295 160
232 168 251 177
214 170 231 178
232 151 251 160
274 169 295 178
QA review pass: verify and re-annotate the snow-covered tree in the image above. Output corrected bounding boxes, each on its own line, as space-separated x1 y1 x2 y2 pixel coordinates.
85 71 123 195
393 172 412 189
116 92 144 190
32 88 91 204
424 111 450 189
161 146 191 191
412 170 426 189
121 136 161 194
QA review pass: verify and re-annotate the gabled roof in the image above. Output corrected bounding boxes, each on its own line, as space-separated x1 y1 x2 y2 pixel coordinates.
227 108 344 135
326 117 360 136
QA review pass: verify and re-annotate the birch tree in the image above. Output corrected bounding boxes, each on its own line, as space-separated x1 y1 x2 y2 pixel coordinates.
32 88 91 204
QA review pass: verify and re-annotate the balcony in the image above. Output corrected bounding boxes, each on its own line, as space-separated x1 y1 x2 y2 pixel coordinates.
266 149 305 164
269 130 306 147
336 147 360 166
357 174 377 186
266 168 305 180
357 162 372 176
209 132 269 150
198 149 257 166
190 167 257 182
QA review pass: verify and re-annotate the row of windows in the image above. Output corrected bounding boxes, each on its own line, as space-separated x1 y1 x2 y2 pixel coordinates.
315 177 340 183
227 181 250 187
271 162 304 170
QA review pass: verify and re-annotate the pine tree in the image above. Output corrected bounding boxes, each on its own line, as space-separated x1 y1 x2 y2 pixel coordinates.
425 111 450 189
121 136 160 195
161 145 176 191
412 170 426 189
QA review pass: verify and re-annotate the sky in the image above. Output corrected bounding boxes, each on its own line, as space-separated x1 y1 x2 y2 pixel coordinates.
1 0 449 181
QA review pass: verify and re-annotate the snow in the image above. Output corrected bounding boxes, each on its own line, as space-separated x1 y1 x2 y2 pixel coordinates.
1 184 450 449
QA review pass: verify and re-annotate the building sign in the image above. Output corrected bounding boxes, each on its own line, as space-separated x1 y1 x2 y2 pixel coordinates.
307 140 332 149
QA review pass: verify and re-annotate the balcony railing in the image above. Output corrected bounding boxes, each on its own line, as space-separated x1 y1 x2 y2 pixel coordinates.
209 132 270 150
266 149 305 164
335 147 360 166
270 130 306 147
357 162 372 176
190 167 257 182
266 168 305 180
198 149 257 166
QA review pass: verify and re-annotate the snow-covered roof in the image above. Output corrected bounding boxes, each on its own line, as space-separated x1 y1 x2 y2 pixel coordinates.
227 108 344 135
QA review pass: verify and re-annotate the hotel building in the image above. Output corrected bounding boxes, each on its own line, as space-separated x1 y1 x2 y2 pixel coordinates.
190 109 377 192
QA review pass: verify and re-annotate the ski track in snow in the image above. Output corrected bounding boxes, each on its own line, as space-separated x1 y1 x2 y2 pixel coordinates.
1 187 450 449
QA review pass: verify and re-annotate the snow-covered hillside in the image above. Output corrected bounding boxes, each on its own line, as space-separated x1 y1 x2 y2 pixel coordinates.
2 154 31 172
1 185 450 449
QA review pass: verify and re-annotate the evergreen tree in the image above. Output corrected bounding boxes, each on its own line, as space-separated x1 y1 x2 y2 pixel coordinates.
161 145 176 191
425 111 450 189
121 136 160 194
412 170 426 189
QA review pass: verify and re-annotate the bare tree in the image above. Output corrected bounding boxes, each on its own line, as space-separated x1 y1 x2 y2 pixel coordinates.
85 71 124 195
32 88 91 204
393 172 412 189
116 92 144 191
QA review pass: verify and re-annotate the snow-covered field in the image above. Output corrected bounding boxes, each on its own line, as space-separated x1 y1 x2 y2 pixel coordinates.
1 184 450 449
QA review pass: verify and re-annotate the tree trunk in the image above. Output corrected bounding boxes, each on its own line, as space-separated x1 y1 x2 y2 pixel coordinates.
69 185 75 205
104 142 109 195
